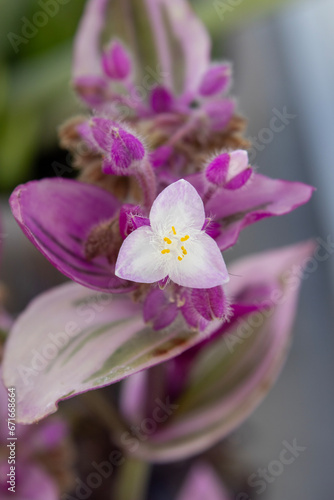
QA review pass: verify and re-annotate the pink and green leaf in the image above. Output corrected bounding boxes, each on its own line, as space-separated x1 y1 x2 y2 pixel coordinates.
9 178 133 293
2 282 221 424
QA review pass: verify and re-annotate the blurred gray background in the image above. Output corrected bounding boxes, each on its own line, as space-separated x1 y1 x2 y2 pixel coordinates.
225 0 334 498
1 0 334 498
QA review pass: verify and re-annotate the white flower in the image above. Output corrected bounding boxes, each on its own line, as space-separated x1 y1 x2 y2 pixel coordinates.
115 180 229 288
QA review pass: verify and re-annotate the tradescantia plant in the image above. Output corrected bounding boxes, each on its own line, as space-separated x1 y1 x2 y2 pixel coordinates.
3 0 314 487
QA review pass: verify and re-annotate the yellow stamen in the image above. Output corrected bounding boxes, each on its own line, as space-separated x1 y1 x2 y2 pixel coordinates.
172 226 176 235
180 235 189 242
178 256 183 261
181 246 187 255
164 237 172 244
161 249 170 255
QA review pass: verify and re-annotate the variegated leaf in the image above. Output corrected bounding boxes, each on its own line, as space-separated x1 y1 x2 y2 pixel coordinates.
2 282 219 424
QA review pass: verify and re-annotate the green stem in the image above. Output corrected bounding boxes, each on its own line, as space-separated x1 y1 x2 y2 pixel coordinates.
113 457 151 500
80 390 128 438
81 392 151 500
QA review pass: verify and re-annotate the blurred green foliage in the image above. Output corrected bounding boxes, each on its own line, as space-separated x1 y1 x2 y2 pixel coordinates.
0 0 298 192
191 0 300 37
0 0 85 191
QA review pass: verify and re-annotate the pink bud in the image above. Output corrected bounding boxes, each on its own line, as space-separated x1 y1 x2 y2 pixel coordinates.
143 288 178 331
205 150 252 190
191 286 228 321
74 76 108 106
103 127 145 174
224 150 252 190
102 40 132 80
150 86 174 113
150 145 173 168
205 153 230 185
224 168 252 190
204 99 235 131
119 205 149 239
199 64 232 97
79 117 145 174
90 117 113 151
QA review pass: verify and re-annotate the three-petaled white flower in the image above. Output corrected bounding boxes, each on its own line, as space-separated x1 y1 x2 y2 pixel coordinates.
115 180 229 288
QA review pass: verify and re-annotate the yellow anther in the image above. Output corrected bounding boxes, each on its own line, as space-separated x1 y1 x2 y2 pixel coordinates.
178 256 183 261
172 226 177 235
164 237 172 244
180 235 189 242
161 249 170 255
182 246 187 255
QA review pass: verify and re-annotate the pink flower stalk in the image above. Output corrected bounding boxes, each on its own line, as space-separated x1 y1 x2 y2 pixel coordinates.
71 0 237 178
2 0 315 473
73 0 211 109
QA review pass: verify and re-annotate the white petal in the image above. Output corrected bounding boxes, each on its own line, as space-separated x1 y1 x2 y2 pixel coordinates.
115 226 167 283
150 179 206 234
168 233 229 288
227 150 249 181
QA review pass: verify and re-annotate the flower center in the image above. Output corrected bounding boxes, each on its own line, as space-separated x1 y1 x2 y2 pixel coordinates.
161 226 189 262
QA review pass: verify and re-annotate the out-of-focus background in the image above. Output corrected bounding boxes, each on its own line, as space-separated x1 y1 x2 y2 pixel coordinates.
1 0 334 499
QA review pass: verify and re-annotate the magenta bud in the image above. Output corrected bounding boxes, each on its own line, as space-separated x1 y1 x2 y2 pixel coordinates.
79 117 145 174
119 205 149 239
224 150 252 190
224 168 252 190
74 76 108 106
204 99 235 131
205 153 230 185
199 63 232 97
150 85 174 113
143 287 178 331
204 220 221 239
102 40 132 80
191 286 228 321
77 121 98 150
90 117 114 151
102 126 145 174
206 150 252 190
150 145 173 168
